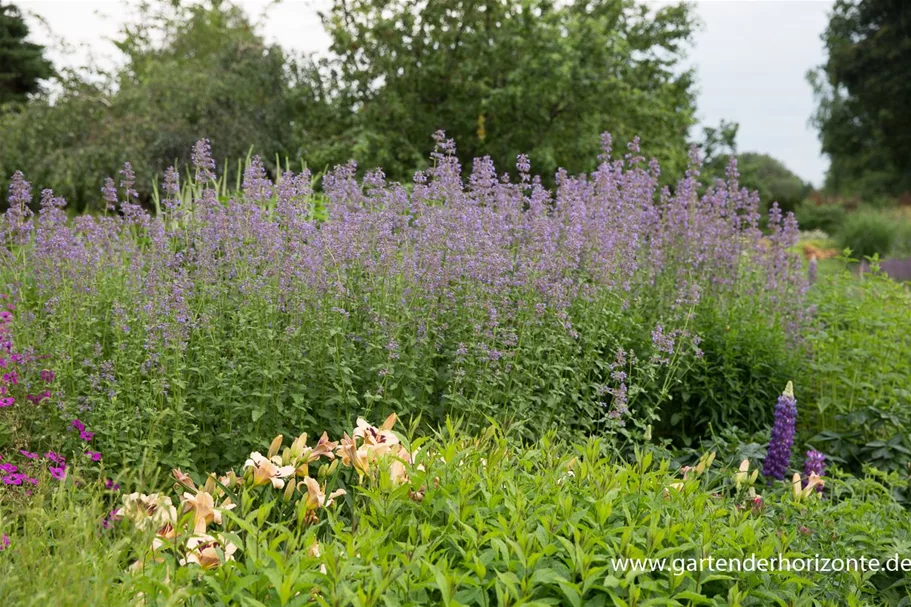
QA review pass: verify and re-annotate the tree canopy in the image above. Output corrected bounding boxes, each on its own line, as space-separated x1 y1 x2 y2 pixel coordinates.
809 0 911 197
319 0 698 182
0 2 54 105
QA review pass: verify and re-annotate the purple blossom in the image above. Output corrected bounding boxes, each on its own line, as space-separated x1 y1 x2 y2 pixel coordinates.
80 431 95 441
44 452 65 465
71 419 85 432
0 397 13 407
762 382 797 480
85 451 102 462
0 534 9 551
40 369 55 383
0 463 17 474
803 449 826 493
19 450 38 459
49 466 66 480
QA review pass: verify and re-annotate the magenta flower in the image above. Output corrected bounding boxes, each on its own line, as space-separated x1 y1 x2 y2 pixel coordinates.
19 450 38 459
85 451 102 462
49 466 66 480
71 419 85 432
0 534 9 551
2 475 22 485
0 463 17 474
0 397 14 407
44 451 65 465
80 431 95 441
105 478 120 491
40 369 55 383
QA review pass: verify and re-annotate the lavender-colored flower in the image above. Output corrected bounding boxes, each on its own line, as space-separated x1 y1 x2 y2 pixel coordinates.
762 381 797 480
803 449 825 492
0 534 9 551
192 139 217 183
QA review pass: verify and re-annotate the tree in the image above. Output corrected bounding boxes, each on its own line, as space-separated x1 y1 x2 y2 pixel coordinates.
0 2 53 105
0 0 330 212
809 0 911 197
319 0 698 183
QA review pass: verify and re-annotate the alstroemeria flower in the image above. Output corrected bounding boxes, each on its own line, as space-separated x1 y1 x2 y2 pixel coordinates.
243 451 294 489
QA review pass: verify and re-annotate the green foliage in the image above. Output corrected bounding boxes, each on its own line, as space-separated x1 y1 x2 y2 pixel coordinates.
3 429 911 605
0 0 328 212
319 0 698 183
0 3 54 106
795 199 846 233
801 261 911 483
657 303 803 445
835 208 900 258
809 0 911 197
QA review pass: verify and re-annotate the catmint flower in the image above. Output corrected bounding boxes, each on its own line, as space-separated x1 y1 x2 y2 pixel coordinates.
803 450 825 493
762 381 797 480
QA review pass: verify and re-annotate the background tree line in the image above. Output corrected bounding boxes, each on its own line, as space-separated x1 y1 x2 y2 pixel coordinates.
0 0 827 213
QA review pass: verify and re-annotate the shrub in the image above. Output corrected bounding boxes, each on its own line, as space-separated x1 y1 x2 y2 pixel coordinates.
0 135 807 470
835 208 899 258
794 199 846 233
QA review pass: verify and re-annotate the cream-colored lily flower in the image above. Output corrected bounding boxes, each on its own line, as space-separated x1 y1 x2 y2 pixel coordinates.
792 472 825 501
121 493 178 532
292 432 339 477
338 434 371 476
302 476 346 510
244 451 295 489
182 490 235 534
183 534 238 569
353 413 400 451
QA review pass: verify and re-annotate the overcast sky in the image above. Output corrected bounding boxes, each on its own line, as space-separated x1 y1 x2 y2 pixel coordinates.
16 0 834 186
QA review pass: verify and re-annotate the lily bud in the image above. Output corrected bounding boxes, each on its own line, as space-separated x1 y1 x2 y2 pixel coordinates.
283 478 297 502
268 435 284 459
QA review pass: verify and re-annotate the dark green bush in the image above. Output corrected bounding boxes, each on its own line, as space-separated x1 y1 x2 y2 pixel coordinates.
795 199 846 233
835 209 899 258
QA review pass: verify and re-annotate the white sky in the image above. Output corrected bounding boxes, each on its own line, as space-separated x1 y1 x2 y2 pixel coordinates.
16 0 833 186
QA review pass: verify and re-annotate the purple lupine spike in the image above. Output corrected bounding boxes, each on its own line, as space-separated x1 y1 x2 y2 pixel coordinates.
762 382 797 480
803 449 826 492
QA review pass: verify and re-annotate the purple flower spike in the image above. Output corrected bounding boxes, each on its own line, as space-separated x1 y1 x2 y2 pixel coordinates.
762 382 797 480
